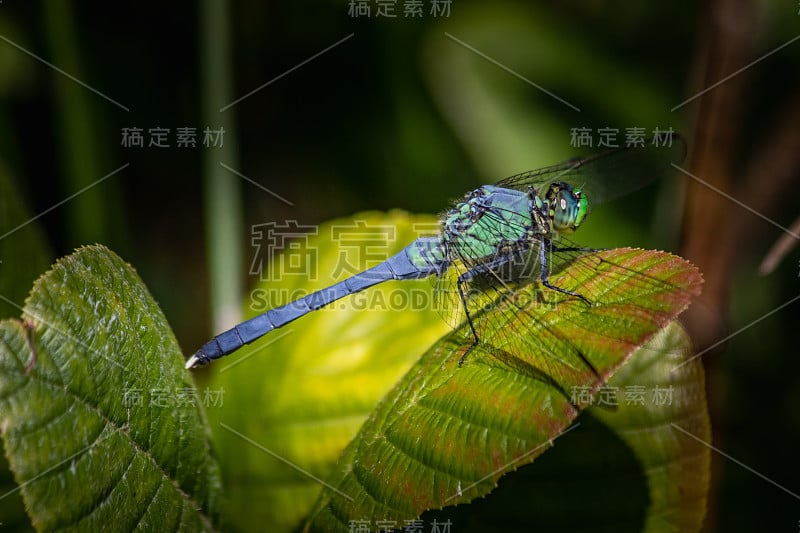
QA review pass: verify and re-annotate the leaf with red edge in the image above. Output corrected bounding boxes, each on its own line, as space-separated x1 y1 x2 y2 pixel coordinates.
304 248 702 530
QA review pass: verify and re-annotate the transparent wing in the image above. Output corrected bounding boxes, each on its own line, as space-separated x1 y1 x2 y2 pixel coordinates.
432 207 696 401
495 136 687 207
431 207 594 395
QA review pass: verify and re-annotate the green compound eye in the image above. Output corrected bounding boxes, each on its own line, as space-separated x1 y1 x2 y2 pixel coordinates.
572 187 589 230
550 183 587 233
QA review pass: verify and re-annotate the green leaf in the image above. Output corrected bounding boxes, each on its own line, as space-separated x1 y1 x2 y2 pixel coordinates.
591 321 710 531
206 211 451 533
304 247 703 530
0 245 222 531
0 159 52 531
204 211 705 531
416 322 709 533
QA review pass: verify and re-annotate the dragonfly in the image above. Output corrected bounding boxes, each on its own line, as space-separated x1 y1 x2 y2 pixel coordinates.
185 137 686 372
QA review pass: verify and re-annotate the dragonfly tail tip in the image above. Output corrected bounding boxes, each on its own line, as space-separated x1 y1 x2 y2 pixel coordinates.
185 353 205 370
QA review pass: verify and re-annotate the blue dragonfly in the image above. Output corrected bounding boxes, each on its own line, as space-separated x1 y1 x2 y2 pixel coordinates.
186 137 686 372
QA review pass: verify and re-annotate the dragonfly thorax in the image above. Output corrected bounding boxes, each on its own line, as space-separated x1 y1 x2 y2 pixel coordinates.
442 185 541 260
544 181 588 234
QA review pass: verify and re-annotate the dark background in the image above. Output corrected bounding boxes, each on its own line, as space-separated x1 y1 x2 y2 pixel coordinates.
0 1 798 530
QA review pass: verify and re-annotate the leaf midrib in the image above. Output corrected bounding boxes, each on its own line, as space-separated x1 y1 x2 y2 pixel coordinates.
2 356 215 531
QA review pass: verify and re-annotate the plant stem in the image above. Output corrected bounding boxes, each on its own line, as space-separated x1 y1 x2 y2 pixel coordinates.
200 0 243 333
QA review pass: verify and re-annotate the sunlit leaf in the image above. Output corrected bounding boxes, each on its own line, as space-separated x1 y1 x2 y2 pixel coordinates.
0 246 222 531
206 211 449 533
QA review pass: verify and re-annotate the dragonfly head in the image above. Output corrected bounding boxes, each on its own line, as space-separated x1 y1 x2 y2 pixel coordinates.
546 182 588 234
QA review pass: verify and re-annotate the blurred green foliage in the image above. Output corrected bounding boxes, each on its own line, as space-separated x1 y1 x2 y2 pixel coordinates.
0 1 798 531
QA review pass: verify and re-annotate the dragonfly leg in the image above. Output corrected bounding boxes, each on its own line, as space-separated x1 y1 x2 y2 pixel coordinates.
454 253 520 365
540 242 592 305
456 272 481 366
